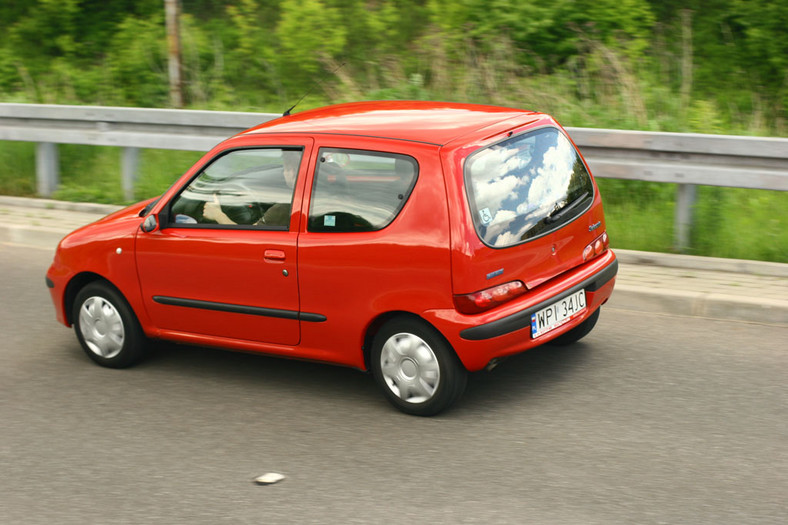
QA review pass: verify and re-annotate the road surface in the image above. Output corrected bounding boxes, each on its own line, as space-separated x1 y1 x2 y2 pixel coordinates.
1 244 786 524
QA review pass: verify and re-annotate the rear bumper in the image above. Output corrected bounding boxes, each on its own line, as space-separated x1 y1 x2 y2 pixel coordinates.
424 250 617 371
460 258 617 340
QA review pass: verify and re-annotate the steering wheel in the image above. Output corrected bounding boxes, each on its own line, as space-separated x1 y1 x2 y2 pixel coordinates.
208 183 263 225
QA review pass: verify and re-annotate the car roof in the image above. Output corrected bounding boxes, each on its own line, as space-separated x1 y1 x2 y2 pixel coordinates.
242 101 541 146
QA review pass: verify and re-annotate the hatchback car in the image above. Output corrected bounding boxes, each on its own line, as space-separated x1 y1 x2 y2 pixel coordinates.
46 101 617 416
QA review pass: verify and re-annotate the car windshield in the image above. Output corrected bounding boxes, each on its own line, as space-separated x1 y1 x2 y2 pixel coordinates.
465 127 594 247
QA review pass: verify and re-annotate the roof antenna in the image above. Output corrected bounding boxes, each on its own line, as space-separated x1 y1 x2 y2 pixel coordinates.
283 61 345 116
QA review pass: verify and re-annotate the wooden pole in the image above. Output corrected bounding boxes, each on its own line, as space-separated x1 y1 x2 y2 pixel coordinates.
165 0 183 108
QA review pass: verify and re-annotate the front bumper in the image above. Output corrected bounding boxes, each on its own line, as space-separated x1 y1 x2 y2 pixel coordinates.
46 263 70 326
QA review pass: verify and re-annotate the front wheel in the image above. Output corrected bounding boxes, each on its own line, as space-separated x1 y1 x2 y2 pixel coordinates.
371 318 467 416
72 281 147 368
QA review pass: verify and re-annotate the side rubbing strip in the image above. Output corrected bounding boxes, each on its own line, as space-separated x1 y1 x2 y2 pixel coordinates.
299 312 328 322
152 296 326 322
459 259 618 341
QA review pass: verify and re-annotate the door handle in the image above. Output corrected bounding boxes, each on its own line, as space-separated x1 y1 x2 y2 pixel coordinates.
264 249 286 262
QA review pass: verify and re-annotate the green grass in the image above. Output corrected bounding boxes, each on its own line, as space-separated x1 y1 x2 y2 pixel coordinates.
692 187 788 261
51 145 125 204
597 179 676 253
133 149 206 201
0 142 204 204
0 142 36 196
597 179 788 262
0 142 785 263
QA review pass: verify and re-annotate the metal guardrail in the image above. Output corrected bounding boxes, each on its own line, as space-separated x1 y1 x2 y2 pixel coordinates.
1 103 786 251
0 104 268 201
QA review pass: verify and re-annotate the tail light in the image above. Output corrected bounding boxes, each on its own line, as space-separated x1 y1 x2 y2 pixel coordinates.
454 281 526 315
583 231 609 261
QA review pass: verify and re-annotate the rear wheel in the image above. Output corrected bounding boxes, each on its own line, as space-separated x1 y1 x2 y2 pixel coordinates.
548 307 600 346
72 281 147 368
371 318 467 416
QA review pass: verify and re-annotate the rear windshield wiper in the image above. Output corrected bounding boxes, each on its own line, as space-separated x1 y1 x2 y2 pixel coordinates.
544 192 590 224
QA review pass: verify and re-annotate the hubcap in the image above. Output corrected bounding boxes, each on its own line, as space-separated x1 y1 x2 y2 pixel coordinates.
380 332 440 404
79 296 125 359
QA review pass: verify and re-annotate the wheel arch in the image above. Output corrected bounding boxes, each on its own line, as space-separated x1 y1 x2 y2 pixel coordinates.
64 272 120 325
362 311 465 372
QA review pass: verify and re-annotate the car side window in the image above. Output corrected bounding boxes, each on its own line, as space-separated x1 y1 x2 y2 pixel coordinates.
169 148 303 230
308 149 418 233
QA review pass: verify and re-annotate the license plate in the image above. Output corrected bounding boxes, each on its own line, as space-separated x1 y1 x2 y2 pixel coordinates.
531 289 586 339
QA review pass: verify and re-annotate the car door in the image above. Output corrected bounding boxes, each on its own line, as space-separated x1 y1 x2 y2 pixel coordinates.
135 141 313 346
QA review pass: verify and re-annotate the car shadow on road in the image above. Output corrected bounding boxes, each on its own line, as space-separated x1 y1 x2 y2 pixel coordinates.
456 341 595 415
129 338 594 416
139 340 379 400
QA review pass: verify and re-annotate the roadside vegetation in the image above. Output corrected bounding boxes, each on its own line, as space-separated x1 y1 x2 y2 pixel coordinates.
0 1 786 261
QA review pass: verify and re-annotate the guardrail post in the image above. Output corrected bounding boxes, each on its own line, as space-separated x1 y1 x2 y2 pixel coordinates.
36 142 59 197
122 147 140 201
674 183 697 252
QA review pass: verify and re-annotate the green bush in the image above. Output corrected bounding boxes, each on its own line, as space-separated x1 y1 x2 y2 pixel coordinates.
0 1 785 261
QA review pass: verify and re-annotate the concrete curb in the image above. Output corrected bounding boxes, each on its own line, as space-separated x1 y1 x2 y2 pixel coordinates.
2 195 787 326
0 224 67 250
0 196 121 250
609 285 788 326
615 248 788 278
0 195 122 215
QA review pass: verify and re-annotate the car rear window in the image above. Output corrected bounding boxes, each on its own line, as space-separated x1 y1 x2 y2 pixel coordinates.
465 127 594 247
308 149 418 232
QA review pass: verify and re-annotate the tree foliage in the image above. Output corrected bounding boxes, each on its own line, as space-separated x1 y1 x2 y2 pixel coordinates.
0 0 785 133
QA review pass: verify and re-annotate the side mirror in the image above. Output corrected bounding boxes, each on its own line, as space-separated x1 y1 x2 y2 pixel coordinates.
140 214 158 233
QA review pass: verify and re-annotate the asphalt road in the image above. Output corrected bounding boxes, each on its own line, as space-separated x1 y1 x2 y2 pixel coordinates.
1 244 786 525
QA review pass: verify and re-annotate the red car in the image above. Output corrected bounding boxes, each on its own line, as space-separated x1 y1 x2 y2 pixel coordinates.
46 101 617 416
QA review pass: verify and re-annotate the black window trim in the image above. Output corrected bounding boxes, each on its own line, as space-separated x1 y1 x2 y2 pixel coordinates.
160 145 306 231
306 147 420 234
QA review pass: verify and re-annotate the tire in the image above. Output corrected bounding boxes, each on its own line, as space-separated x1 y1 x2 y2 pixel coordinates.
548 307 600 346
371 318 467 416
72 281 147 368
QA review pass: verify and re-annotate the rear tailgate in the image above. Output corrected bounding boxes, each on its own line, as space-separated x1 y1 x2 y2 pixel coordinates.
446 123 609 296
